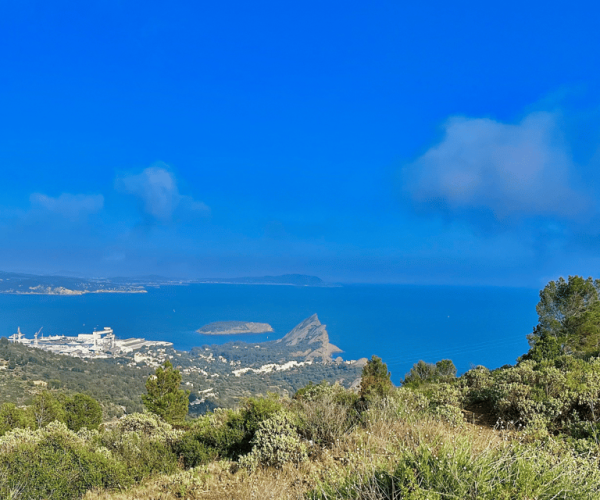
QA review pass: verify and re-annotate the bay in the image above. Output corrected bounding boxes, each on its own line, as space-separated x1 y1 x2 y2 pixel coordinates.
0 284 539 383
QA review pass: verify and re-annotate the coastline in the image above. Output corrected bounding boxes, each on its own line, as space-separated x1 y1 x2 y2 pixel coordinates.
0 289 147 296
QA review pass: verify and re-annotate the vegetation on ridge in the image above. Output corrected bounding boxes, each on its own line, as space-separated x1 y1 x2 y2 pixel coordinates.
3 276 600 498
0 317 362 416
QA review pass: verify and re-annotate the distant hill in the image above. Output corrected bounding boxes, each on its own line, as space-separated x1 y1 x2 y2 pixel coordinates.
0 271 331 293
0 271 146 295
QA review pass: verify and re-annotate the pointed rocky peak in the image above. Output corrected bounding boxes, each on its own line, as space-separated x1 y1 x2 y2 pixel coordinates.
290 313 321 332
276 314 324 346
275 314 343 362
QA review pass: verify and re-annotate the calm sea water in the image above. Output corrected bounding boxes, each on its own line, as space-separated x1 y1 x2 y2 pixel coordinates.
0 284 539 383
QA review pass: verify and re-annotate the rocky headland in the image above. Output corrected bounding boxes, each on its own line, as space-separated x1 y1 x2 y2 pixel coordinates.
275 313 343 362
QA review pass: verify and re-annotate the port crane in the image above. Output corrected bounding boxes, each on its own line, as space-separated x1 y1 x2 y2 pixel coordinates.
33 327 43 347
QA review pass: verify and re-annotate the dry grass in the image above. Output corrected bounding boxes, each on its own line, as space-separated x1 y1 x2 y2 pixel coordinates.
84 409 511 500
84 461 316 500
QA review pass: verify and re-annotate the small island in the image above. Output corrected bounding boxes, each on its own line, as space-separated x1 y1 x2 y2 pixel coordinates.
197 321 274 335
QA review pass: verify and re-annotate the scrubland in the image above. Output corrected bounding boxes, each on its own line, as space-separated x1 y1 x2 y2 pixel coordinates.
4 275 600 499
3 365 600 499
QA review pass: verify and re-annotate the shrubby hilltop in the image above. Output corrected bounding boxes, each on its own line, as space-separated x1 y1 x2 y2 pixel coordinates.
0 314 363 416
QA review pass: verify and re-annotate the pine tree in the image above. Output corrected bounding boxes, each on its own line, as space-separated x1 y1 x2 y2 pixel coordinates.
142 360 189 423
526 276 600 360
359 355 392 399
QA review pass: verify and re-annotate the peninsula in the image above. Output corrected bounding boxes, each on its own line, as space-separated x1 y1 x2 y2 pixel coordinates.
197 321 274 335
1 314 365 414
0 271 147 295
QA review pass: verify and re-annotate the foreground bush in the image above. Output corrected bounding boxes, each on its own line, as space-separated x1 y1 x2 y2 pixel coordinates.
0 391 104 437
310 438 600 500
0 403 33 437
459 356 600 435
239 412 307 470
173 432 218 468
100 413 181 482
177 395 285 462
187 409 247 458
0 422 130 499
0 414 184 499
293 381 360 446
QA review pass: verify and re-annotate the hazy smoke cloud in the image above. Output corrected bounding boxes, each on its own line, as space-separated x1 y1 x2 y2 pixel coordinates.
30 193 104 218
403 112 588 219
116 165 209 221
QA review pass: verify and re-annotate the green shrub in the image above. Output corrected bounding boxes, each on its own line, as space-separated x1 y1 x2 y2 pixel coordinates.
113 412 183 445
455 356 600 435
0 423 130 499
239 412 307 470
461 365 493 403
101 428 178 481
240 395 283 435
188 409 246 459
173 432 218 468
421 382 465 408
63 393 103 431
429 403 465 427
99 413 181 481
309 438 600 499
294 380 335 401
28 391 66 429
0 403 33 437
294 382 360 446
403 359 457 387
189 398 287 460
389 387 430 415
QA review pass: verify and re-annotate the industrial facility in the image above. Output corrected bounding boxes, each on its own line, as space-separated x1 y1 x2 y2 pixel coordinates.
8 326 172 358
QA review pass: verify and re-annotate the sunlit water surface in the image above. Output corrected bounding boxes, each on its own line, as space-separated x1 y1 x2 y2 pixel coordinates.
0 284 538 382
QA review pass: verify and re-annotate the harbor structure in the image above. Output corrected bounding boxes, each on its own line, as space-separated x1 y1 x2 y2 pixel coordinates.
8 326 172 358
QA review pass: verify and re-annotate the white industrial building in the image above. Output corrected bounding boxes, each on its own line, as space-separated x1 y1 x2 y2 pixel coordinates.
8 326 172 358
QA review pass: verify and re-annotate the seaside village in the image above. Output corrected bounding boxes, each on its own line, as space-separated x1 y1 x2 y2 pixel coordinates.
8 326 172 359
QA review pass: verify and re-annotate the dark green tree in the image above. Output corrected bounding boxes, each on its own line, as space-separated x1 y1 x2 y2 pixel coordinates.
0 403 33 436
359 355 392 399
435 359 457 381
403 360 436 385
63 393 103 431
402 359 457 386
526 276 600 360
142 360 189 423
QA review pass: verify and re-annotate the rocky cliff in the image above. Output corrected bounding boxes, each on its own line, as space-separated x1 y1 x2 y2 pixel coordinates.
276 314 342 362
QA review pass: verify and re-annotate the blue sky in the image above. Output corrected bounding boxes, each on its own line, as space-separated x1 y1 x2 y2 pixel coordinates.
1 0 599 285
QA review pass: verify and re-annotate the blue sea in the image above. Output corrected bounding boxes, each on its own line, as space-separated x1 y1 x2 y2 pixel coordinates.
0 284 539 383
